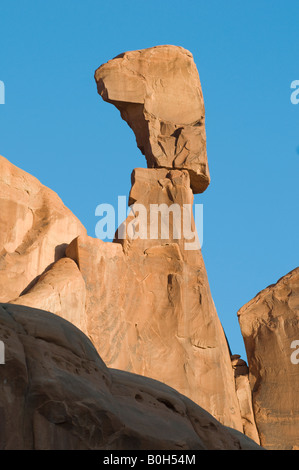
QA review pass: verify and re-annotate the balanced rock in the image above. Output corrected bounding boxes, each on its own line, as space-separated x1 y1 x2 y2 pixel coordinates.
0 303 262 450
0 43 261 444
0 155 86 303
238 267 299 450
95 45 210 193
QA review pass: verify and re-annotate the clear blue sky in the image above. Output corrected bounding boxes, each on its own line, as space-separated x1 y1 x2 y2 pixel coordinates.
1 1 299 360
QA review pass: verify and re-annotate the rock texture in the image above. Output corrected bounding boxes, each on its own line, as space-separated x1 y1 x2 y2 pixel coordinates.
6 44 258 439
95 45 210 194
231 354 260 445
10 166 246 434
238 268 299 450
64 167 244 433
9 258 88 336
0 45 268 448
0 155 86 303
0 303 262 450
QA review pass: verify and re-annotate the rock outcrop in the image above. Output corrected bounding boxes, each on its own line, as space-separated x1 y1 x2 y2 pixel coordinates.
238 268 299 450
9 257 88 336
92 47 248 433
95 45 210 194
6 47 256 438
0 155 86 303
231 354 260 444
8 170 246 433
64 167 244 433
0 303 261 450
0 45 269 448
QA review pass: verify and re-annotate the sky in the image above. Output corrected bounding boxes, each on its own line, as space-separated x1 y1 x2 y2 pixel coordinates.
0 1 299 360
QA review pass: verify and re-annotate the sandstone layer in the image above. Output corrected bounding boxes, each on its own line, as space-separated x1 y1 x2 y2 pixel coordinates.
95 45 210 194
0 155 86 303
238 268 299 450
0 302 261 450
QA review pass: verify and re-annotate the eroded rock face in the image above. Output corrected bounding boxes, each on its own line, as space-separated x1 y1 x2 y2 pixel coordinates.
10 166 250 434
9 258 88 336
238 268 299 450
0 303 262 450
95 45 210 193
231 354 260 445
64 167 244 433
0 155 86 303
0 43 260 444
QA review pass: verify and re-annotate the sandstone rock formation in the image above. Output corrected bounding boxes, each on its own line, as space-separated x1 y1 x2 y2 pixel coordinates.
238 268 299 450
92 47 248 432
0 155 86 303
0 45 269 448
5 46 258 439
64 167 244 433
0 302 261 450
9 167 254 435
231 354 260 444
95 45 210 194
9 257 88 336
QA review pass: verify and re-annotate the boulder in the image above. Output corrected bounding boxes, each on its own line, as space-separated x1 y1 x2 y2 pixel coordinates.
95 45 210 193
0 303 262 450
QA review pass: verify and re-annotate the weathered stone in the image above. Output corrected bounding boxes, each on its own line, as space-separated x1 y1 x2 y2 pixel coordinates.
65 167 243 433
0 303 262 450
9 257 88 336
0 155 86 303
238 268 299 450
231 354 260 445
95 45 210 193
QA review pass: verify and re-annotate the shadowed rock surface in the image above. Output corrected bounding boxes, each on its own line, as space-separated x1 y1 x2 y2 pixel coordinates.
0 303 262 450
